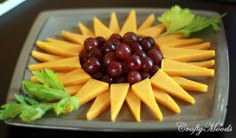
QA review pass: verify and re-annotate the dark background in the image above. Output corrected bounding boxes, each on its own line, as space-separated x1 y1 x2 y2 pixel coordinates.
0 0 235 137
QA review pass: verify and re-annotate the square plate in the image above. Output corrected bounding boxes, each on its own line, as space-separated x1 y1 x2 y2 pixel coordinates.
5 8 229 131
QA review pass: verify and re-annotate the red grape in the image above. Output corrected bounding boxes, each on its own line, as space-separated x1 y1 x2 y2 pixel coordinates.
127 71 142 84
115 43 132 60
123 32 138 45
107 61 123 77
102 75 114 83
147 48 163 65
131 42 143 53
141 57 153 72
84 37 99 51
96 36 105 46
140 72 151 80
102 41 116 53
126 55 142 71
149 65 160 75
83 57 101 74
103 52 117 66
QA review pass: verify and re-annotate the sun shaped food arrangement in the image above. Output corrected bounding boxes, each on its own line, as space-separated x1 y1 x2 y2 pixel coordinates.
29 10 215 122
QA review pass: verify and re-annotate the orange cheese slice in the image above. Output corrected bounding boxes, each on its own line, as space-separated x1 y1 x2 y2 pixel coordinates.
37 41 78 57
120 10 137 36
171 76 208 92
59 68 91 86
62 31 88 45
78 22 94 36
65 84 84 96
150 69 195 104
29 56 81 72
138 14 155 31
158 38 203 49
94 17 113 40
161 59 214 77
126 90 141 122
186 60 215 68
161 48 215 62
109 12 120 33
152 87 180 113
47 38 83 47
76 79 109 105
32 51 63 62
131 78 163 121
156 33 184 44
110 83 130 122
181 42 211 50
86 90 110 120
137 24 166 38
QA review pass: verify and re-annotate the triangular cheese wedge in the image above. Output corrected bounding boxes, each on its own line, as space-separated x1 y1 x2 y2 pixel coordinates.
161 59 214 76
161 48 215 62
150 69 195 104
29 56 81 72
138 14 155 31
32 51 63 62
110 83 129 122
87 90 110 120
76 79 109 105
93 17 113 40
65 84 84 96
78 22 94 36
109 12 120 33
137 24 166 38
62 31 88 45
186 60 215 68
37 41 78 57
171 76 208 92
59 68 91 86
47 38 83 47
131 78 163 121
126 90 141 122
152 87 180 113
156 33 184 45
182 42 211 50
120 10 137 36
158 38 203 49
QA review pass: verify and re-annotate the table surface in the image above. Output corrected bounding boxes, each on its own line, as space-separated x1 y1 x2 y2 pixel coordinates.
0 0 235 137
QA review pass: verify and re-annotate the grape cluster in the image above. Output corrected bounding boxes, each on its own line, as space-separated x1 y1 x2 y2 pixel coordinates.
79 32 163 84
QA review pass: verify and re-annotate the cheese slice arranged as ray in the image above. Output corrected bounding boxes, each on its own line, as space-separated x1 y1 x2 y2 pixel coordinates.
29 56 81 72
94 17 113 40
156 33 184 45
65 84 84 96
62 31 88 45
31 51 63 62
37 41 78 57
161 59 214 77
47 38 83 48
137 24 166 38
59 68 91 86
161 48 215 62
126 90 141 122
109 12 120 33
158 38 203 49
87 90 110 120
120 10 137 36
110 83 130 122
186 60 215 68
181 42 211 50
76 79 109 105
78 22 95 36
171 76 208 92
150 69 195 104
138 14 155 31
131 78 163 121
152 87 180 113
